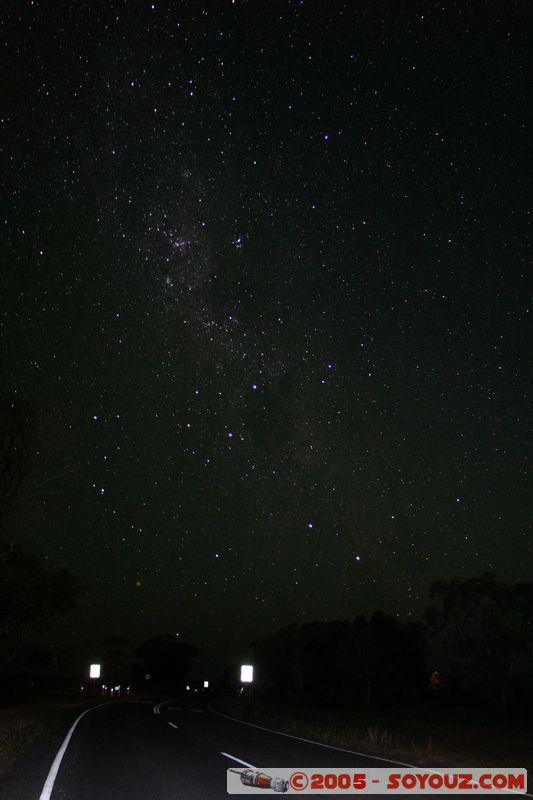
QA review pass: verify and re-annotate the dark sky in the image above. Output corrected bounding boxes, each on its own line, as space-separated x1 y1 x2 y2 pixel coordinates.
1 1 529 677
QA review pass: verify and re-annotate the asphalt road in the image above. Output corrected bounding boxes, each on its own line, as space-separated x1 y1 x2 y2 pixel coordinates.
0 697 527 799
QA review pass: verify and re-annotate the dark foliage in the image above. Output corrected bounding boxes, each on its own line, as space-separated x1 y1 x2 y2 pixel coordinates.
254 613 427 707
0 543 79 671
252 575 533 711
425 573 533 710
103 636 128 684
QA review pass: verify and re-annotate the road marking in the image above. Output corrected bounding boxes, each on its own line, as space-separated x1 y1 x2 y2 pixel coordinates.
153 697 182 716
221 751 256 768
38 702 113 800
212 707 533 798
168 722 179 729
214 706 533 797
210 706 412 767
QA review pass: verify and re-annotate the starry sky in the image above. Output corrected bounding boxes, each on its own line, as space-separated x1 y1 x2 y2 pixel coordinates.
1 1 530 676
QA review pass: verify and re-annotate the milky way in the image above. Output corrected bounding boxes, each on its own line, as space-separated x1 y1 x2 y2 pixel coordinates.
0 0 529 672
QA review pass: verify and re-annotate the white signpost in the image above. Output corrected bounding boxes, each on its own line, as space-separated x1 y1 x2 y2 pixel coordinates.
240 664 254 716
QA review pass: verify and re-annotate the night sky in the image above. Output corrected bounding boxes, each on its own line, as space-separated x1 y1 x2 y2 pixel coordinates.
1 1 529 676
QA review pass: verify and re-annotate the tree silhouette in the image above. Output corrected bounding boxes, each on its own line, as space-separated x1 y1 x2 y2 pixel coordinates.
103 636 128 684
425 573 533 710
0 544 79 671
255 613 428 705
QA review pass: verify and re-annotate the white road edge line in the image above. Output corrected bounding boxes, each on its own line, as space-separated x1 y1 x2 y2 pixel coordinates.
209 705 412 767
38 702 113 800
168 722 179 729
211 707 532 798
221 751 256 768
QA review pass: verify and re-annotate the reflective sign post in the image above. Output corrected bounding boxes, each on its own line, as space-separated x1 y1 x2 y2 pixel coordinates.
240 664 254 718
89 664 101 703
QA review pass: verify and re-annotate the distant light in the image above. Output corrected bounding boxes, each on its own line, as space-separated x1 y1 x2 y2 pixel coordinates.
89 664 101 678
228 431 233 438
203 680 209 688
252 384 257 390
307 522 314 529
186 685 190 691
355 555 361 561
240 664 254 683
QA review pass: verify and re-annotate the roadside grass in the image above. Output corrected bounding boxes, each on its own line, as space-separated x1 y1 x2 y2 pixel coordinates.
0 722 41 757
0 695 89 777
0 714 43 775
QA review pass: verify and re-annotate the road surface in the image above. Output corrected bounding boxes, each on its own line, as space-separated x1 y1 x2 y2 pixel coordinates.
0 697 527 799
